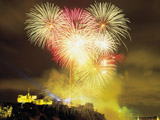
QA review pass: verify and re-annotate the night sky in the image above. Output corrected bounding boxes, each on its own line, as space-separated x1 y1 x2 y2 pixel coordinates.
0 0 160 117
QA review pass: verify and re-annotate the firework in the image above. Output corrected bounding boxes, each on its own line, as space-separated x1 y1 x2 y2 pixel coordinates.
25 2 130 111
62 7 98 32
75 54 116 87
52 30 93 67
92 33 119 56
25 2 65 48
87 2 130 45
50 8 96 67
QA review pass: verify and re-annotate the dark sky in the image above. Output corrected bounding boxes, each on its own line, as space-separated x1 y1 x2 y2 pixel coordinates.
0 0 160 117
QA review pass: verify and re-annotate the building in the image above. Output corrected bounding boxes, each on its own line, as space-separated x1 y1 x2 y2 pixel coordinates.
17 89 52 105
134 116 160 120
33 99 53 105
17 89 37 103
0 105 12 118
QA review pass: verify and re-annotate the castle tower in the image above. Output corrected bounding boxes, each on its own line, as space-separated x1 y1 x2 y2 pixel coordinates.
17 88 37 103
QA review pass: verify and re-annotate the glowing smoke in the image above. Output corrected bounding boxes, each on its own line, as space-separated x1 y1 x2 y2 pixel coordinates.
42 69 132 120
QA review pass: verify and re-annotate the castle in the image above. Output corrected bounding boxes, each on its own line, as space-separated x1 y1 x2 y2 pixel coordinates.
17 89 52 105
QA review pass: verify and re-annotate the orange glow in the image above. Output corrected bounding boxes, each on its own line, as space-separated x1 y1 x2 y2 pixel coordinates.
100 23 106 29
49 24 54 29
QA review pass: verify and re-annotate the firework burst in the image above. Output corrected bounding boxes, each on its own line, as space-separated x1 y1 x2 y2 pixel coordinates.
50 8 96 67
87 2 130 45
75 54 117 87
92 33 119 56
25 2 65 48
52 30 95 67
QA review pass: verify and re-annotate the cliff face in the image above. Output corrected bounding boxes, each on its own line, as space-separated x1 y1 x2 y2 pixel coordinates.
0 102 106 120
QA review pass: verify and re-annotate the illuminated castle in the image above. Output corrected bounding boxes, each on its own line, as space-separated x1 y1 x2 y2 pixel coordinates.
17 89 52 105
